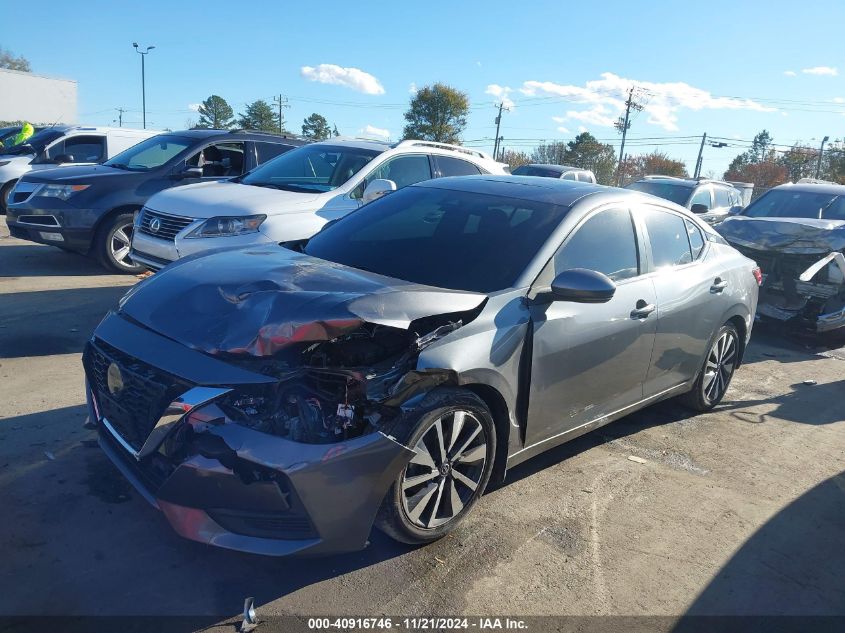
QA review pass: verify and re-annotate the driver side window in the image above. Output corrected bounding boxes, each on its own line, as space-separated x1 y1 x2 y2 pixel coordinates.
355 154 433 198
554 208 640 282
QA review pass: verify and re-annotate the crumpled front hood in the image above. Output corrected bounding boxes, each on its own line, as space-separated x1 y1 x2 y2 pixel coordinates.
145 180 324 219
118 245 486 357
717 216 845 254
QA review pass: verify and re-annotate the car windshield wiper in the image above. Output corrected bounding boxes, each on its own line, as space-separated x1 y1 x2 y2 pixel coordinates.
247 182 326 193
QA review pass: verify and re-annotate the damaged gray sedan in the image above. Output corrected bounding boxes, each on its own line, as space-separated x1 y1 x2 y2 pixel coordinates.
718 181 845 333
83 176 759 556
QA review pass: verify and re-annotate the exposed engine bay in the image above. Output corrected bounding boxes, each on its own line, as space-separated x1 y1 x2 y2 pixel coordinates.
209 312 477 444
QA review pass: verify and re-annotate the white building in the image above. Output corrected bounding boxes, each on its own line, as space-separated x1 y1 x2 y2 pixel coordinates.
0 68 77 124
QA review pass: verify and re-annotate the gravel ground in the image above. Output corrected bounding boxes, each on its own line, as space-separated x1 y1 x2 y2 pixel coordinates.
1 221 843 623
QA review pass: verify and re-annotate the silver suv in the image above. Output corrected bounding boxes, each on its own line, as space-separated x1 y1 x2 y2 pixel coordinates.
626 176 743 225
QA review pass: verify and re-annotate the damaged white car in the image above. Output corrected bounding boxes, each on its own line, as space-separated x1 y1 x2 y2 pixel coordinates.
718 181 845 334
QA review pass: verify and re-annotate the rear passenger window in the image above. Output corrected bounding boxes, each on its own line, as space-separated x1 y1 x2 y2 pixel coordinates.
255 142 293 165
689 188 712 210
555 208 639 281
714 187 731 207
436 155 482 177
644 209 693 267
576 172 593 183
685 219 705 259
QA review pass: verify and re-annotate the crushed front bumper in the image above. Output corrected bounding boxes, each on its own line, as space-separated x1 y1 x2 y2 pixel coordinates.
83 313 415 556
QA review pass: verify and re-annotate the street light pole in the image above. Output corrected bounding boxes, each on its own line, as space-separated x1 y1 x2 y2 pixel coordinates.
815 135 830 179
132 42 155 129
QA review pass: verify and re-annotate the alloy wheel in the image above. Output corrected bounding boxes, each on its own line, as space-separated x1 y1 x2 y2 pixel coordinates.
110 222 135 269
400 410 488 529
703 329 737 404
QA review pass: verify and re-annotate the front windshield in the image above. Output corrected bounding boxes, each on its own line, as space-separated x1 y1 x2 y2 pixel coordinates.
105 134 194 171
304 185 570 293
627 181 694 206
742 189 845 220
241 144 380 193
1 128 63 155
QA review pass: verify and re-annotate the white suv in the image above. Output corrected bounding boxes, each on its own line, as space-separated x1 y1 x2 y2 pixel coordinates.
129 138 507 269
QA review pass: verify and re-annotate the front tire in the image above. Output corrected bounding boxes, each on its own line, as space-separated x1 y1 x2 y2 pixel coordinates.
681 322 740 411
0 180 16 214
375 389 496 545
95 212 144 274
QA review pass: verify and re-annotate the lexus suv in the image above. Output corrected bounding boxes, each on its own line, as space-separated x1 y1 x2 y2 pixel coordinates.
129 139 507 270
83 175 758 556
6 130 304 273
626 176 744 226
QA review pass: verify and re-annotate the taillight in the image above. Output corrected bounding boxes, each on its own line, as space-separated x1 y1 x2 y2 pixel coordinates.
752 266 763 286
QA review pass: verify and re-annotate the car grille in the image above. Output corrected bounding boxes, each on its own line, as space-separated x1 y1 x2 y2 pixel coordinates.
84 340 188 453
208 509 318 540
137 208 194 241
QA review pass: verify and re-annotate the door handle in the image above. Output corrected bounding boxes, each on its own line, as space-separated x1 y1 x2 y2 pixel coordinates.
630 301 656 319
710 278 729 293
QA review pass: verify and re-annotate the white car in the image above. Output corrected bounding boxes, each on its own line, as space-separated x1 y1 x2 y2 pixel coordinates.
0 126 158 212
129 139 508 269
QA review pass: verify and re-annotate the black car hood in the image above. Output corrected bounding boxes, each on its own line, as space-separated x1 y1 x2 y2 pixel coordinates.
717 216 845 254
118 245 487 357
22 164 144 183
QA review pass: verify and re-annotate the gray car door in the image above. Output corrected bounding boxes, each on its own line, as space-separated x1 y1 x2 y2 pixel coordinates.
525 206 657 447
636 204 726 396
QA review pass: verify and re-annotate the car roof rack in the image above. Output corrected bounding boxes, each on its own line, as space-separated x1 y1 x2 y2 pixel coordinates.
394 139 492 160
641 174 687 181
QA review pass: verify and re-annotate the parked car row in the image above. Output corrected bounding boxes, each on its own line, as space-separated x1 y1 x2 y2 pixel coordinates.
6 129 305 272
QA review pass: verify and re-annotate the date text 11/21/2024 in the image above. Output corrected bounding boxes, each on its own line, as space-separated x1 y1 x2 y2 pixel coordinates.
307 617 529 630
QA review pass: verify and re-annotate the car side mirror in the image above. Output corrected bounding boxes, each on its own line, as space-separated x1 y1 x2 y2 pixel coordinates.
690 203 709 214
362 178 397 204
728 205 743 216
550 269 616 303
175 165 204 179
53 153 74 164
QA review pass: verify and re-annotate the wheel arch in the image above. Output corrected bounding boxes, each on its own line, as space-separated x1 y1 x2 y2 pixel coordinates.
462 382 512 485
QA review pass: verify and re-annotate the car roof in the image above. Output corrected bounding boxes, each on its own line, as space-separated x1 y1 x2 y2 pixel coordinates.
770 181 845 195
519 164 583 173
311 138 394 152
162 129 305 143
633 176 736 188
415 174 614 205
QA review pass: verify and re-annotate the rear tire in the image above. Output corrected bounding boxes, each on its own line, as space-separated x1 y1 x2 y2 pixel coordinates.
681 322 740 411
375 388 496 545
95 212 144 274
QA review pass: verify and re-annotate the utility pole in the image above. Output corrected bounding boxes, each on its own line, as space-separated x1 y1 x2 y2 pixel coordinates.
272 94 290 134
815 135 830 179
694 132 707 178
132 43 155 129
115 107 126 127
615 87 642 186
492 102 509 159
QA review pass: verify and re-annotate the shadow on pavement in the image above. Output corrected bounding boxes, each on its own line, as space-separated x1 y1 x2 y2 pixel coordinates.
713 380 845 426
0 242 113 278
677 470 845 619
0 286 130 358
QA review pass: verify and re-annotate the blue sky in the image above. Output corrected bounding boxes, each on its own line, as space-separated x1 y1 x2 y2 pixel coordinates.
5 0 845 175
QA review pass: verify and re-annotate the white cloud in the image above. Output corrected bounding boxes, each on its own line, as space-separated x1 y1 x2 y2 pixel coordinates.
578 126 588 133
409 82 417 95
832 97 845 103
556 126 570 134
802 66 838 76
485 84 514 109
300 64 385 95
360 124 390 139
783 70 797 77
188 103 201 112
520 72 776 132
